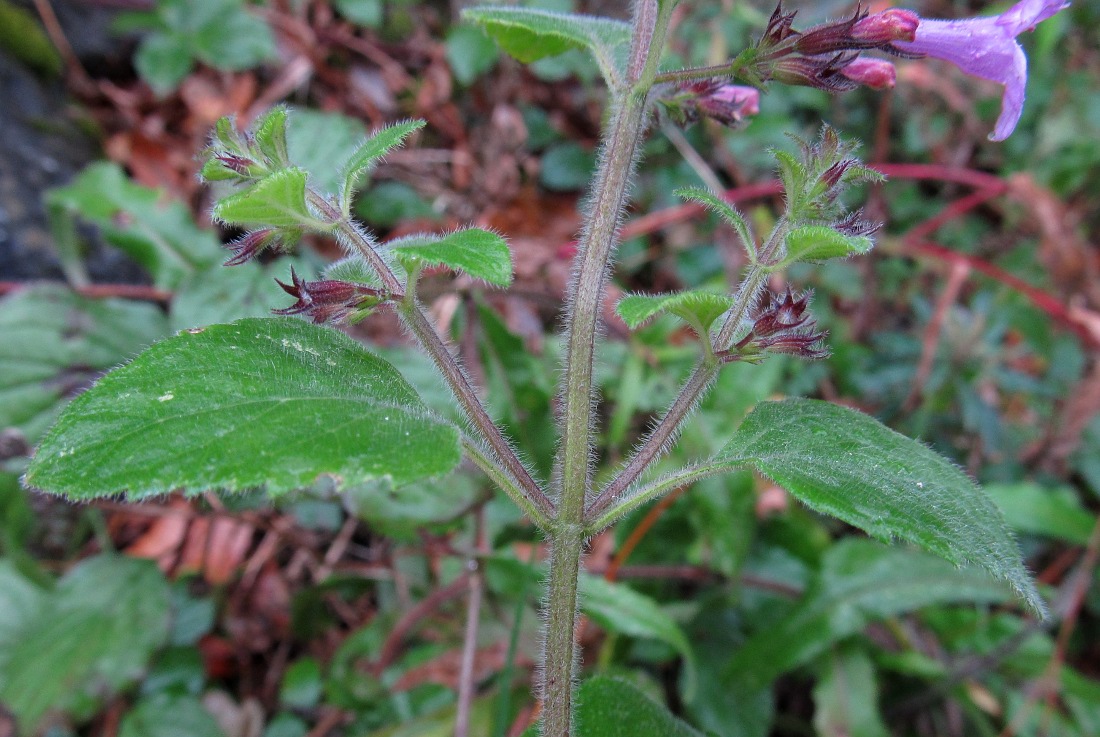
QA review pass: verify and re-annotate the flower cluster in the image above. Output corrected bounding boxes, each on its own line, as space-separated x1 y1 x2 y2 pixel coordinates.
718 288 828 362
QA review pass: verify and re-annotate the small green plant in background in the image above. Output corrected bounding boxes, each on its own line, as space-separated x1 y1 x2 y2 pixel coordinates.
16 1 1079 736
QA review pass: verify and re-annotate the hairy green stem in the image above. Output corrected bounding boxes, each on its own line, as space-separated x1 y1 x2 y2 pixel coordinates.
542 2 673 734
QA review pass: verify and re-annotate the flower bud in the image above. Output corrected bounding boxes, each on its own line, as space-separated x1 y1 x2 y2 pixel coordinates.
225 229 278 266
851 9 919 44
273 268 386 324
839 57 897 90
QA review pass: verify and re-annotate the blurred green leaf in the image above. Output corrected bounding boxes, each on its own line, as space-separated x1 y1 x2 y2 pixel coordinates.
573 676 703 736
170 259 317 332
715 399 1043 613
985 483 1095 545
539 141 596 191
446 25 499 85
131 0 276 95
0 285 168 444
391 228 513 286
280 658 323 709
355 181 436 228
119 693 225 737
285 110 369 197
813 645 889 737
0 556 171 732
616 290 734 334
335 0 383 27
724 539 1016 687
580 575 698 699
26 318 462 499
45 163 223 289
0 0 62 76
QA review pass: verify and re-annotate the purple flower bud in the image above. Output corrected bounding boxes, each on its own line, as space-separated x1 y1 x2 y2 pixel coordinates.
851 9 920 44
839 57 897 90
733 287 828 361
224 229 278 266
216 153 256 175
892 0 1070 141
835 210 881 238
773 53 861 92
691 81 761 127
273 268 385 324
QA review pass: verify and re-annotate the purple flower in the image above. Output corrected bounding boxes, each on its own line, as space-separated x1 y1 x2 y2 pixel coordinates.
893 0 1070 141
840 58 897 90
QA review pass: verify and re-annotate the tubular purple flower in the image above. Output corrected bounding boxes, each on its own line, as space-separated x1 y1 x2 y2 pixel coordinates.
840 57 897 90
893 0 1070 141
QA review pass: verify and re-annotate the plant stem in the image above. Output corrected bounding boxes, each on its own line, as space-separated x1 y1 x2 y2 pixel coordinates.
307 187 553 517
542 2 672 734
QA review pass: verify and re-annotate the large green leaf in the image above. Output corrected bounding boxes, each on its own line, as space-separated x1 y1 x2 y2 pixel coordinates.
391 228 513 287
45 163 223 289
616 290 734 334
213 168 322 229
715 399 1043 614
26 318 461 498
724 539 1016 688
574 676 703 737
0 555 171 732
0 285 169 444
462 7 631 84
580 575 698 698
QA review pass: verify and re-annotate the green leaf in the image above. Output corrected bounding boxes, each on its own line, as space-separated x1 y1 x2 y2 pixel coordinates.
445 25 499 85
0 0 62 76
286 109 369 197
463 6 630 85
391 228 513 287
213 168 322 229
120 694 226 737
45 163 223 289
340 120 426 206
134 32 194 95
0 555 171 731
985 483 1095 546
616 290 734 334
813 646 889 737
0 285 169 444
574 676 703 737
170 259 318 332
724 539 1017 688
580 576 699 700
335 0 383 27
539 141 596 191
675 187 756 260
26 318 462 498
776 225 873 267
354 181 437 228
715 399 1043 614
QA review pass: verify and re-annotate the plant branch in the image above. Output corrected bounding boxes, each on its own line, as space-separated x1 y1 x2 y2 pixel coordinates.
587 462 726 535
307 186 552 517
